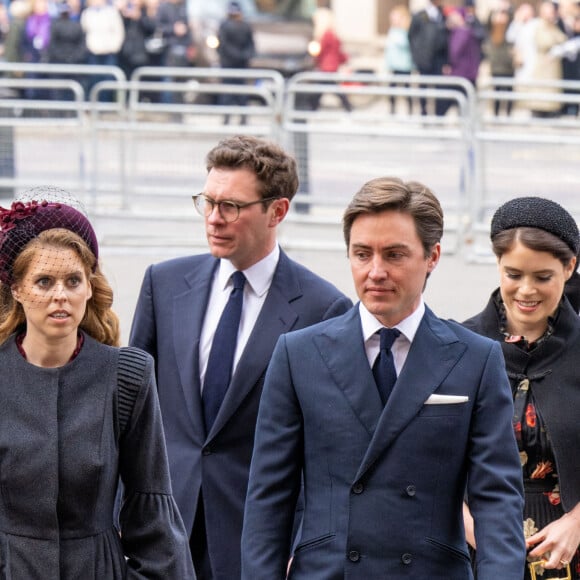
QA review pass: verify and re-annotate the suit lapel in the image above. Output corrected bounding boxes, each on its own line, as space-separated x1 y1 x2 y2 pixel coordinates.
207 251 300 439
173 257 216 430
314 307 384 437
355 308 467 481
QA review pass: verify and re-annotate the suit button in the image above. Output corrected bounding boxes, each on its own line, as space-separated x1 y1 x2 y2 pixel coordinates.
352 482 364 494
402 553 413 565
405 485 416 497
202 447 212 456
348 550 360 562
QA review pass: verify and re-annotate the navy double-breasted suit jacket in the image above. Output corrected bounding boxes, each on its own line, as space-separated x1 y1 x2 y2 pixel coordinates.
129 250 352 580
242 305 526 580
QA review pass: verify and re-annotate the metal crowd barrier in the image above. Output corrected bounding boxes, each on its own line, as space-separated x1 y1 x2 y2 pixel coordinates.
0 77 90 198
0 62 126 111
130 66 286 118
85 67 284 215
465 77 580 261
1 64 579 259
0 63 127 201
283 72 476 253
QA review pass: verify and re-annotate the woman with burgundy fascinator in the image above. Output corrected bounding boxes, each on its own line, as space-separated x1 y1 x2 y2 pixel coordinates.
0 186 194 578
463 196 580 580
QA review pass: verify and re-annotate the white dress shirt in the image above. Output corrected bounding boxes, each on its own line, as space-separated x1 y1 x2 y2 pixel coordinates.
360 298 426 376
199 245 280 392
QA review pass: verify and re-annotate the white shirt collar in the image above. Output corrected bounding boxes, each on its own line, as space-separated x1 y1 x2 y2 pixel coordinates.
217 244 280 297
359 298 425 344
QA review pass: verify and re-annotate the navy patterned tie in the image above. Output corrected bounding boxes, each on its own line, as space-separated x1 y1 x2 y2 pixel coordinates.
202 271 246 433
372 328 401 405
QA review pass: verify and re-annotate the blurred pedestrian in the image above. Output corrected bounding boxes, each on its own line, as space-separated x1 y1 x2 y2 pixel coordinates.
23 0 51 65
439 2 485 116
507 2 538 83
0 185 195 579
525 0 567 118
22 0 51 99
139 0 164 102
408 0 449 115
117 0 156 79
446 6 483 87
80 0 125 101
310 15 352 112
485 0 515 116
556 0 580 116
384 4 414 114
217 0 255 125
463 196 580 580
47 1 86 106
156 0 194 106
48 2 86 67
3 0 31 71
142 0 164 63
0 3 8 59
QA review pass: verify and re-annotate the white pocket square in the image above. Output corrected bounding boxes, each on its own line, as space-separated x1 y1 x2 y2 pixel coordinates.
424 394 469 405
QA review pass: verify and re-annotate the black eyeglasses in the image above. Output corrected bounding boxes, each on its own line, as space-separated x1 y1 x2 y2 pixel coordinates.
192 193 279 223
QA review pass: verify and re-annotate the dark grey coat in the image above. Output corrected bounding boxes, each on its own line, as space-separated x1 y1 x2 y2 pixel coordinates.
217 17 255 68
463 290 580 511
0 332 194 579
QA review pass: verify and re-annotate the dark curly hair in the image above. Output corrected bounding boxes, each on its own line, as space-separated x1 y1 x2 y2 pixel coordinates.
205 135 299 202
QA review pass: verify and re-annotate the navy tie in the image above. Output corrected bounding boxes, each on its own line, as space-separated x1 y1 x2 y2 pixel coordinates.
202 271 246 433
372 328 401 405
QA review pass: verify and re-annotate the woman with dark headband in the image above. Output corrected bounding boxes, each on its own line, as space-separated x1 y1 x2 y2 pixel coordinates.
463 196 580 580
0 187 195 579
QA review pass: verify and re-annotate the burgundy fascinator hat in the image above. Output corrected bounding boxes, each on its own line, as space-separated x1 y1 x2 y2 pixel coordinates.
0 186 99 285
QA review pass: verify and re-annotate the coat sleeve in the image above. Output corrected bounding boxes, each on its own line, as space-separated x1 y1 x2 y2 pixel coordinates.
241 334 303 580
129 265 157 357
118 349 196 579
467 340 526 580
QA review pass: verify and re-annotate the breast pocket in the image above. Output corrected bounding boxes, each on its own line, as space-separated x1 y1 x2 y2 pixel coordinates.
417 402 468 417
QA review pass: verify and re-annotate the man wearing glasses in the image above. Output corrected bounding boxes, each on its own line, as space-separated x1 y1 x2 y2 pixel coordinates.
129 134 352 580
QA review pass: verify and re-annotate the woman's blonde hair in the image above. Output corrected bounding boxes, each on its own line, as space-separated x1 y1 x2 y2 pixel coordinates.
0 228 120 346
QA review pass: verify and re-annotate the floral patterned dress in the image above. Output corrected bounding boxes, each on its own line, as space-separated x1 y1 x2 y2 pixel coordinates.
514 371 579 579
463 290 580 580
463 289 580 580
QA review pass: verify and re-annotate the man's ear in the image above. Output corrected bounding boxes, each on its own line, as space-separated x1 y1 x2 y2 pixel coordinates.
270 197 290 226
426 243 441 273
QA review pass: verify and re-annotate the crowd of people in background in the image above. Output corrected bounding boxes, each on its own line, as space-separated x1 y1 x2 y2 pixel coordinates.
0 0 172 75
386 0 580 117
0 0 579 116
0 0 194 100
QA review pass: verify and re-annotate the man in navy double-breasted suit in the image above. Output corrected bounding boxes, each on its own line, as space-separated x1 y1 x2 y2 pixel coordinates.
242 177 526 579
129 135 352 579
